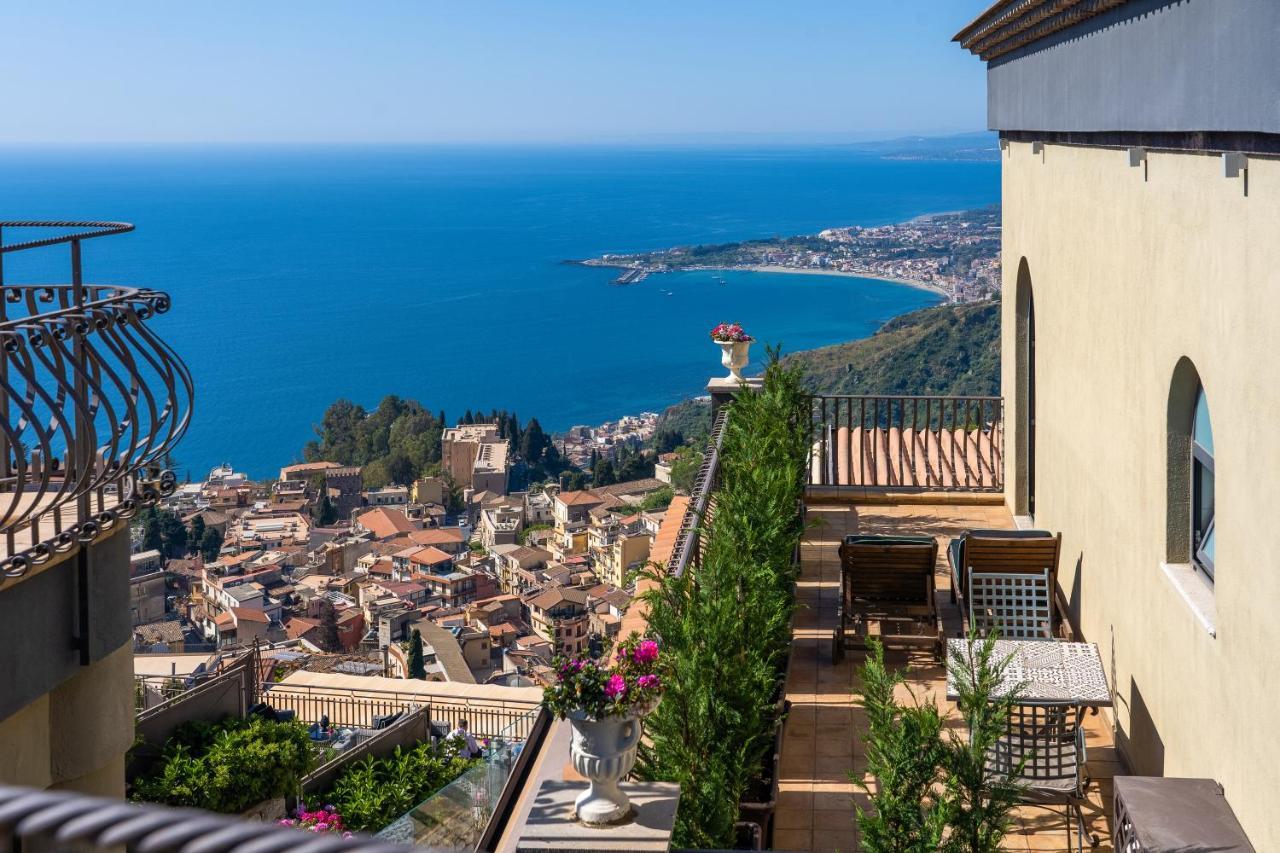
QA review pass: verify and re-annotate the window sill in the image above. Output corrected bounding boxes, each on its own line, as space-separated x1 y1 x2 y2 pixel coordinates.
1159 562 1217 638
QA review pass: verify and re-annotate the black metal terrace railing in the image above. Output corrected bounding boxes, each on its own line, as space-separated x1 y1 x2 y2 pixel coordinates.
0 222 193 582
807 394 1004 492
666 407 727 579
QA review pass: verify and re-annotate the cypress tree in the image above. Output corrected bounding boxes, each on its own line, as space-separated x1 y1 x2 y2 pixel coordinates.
189 514 206 552
314 493 338 526
407 629 427 680
199 527 224 562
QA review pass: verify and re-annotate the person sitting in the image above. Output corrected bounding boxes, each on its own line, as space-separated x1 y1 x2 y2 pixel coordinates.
446 718 480 758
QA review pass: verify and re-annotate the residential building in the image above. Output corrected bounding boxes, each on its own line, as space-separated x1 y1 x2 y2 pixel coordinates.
129 549 162 576
353 506 418 540
128 571 167 627
390 545 454 580
410 475 448 506
397 525 468 555
478 504 523 548
472 439 510 495
588 512 652 589
524 488 555 525
526 585 590 656
364 485 408 507
442 423 508 490
550 489 613 560
490 544 552 596
417 567 492 609
224 511 311 551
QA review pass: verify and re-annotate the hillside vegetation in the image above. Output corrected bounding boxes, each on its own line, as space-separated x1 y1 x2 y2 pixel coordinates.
782 299 1001 397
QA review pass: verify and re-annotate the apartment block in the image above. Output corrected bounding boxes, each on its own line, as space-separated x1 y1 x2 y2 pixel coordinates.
442 423 509 492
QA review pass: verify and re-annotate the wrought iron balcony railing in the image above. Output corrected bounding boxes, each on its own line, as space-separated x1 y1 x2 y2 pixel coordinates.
0 222 193 583
808 394 1003 492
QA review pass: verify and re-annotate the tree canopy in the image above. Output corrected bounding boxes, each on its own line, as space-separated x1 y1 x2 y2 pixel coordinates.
301 396 579 490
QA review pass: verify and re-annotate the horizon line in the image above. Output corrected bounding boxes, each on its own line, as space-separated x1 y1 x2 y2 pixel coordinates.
0 131 994 150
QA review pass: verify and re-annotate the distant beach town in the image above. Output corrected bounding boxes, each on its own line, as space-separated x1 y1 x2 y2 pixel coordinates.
574 204 1001 304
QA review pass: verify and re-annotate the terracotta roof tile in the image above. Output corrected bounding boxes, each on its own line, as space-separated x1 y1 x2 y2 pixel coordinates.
356 507 416 539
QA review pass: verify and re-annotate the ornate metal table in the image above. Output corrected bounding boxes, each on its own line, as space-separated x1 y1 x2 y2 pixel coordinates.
945 639 1112 707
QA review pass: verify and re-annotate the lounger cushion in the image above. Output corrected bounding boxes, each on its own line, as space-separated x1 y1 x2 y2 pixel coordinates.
948 529 1056 576
842 534 936 549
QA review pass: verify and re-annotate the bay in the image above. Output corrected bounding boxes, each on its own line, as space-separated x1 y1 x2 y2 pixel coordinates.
0 145 998 477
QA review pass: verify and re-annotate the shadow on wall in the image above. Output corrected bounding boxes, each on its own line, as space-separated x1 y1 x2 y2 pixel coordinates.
1116 677 1166 777
1068 553 1083 636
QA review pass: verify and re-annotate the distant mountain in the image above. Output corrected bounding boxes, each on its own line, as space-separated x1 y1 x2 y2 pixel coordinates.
844 131 1000 162
782 299 1001 397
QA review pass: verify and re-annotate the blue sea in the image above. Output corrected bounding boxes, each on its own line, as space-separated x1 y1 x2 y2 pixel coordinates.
0 146 998 478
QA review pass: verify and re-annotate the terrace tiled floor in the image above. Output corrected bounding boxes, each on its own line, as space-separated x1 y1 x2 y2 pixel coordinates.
774 500 1123 852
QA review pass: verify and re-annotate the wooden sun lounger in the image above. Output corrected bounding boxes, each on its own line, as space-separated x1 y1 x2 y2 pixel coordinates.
947 529 1074 640
834 534 941 661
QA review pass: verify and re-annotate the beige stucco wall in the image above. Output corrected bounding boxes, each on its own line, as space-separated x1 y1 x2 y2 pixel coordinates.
1001 140 1280 849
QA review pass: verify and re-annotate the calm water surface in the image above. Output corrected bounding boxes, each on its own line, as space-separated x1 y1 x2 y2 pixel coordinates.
0 146 997 476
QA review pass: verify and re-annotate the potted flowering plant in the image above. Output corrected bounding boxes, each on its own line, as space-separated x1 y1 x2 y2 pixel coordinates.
278 803 352 838
543 635 665 825
709 322 753 381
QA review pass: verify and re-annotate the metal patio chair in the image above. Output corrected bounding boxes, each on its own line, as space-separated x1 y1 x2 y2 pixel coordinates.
968 567 1055 640
987 703 1098 852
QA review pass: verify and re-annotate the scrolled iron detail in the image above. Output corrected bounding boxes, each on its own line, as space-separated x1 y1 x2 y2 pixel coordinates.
0 222 193 589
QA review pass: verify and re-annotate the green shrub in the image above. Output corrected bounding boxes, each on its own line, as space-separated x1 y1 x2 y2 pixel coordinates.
637 348 809 848
940 630 1026 852
132 716 314 813
854 631 1027 853
319 740 475 833
855 639 949 852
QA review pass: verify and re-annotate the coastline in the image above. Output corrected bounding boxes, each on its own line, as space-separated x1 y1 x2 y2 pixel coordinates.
727 264 950 299
583 260 952 300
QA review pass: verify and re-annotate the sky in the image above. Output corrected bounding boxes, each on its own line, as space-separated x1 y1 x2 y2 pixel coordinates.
0 1 992 145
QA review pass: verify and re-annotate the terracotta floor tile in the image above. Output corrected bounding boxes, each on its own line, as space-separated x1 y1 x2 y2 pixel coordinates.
810 827 860 853
773 828 814 851
777 500 1127 852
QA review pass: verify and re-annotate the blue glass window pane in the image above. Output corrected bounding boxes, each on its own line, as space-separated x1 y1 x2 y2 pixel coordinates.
1201 524 1215 566
1194 387 1214 455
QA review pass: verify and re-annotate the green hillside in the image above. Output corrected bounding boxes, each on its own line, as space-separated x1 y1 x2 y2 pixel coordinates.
783 299 1001 397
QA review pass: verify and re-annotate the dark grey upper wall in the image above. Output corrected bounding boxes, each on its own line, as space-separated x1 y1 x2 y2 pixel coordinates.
987 0 1280 134
0 531 132 720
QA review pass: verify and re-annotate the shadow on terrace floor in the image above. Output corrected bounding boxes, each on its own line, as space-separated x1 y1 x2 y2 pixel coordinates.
773 500 1123 853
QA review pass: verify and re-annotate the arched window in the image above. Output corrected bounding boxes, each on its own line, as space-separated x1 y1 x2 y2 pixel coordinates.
1192 385 1215 578
1014 258 1036 517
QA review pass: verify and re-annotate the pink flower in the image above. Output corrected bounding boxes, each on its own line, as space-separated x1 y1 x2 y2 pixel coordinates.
638 673 661 690
633 639 659 664
605 673 627 700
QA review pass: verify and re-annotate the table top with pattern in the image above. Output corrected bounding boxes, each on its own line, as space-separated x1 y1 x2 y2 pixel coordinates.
945 638 1113 707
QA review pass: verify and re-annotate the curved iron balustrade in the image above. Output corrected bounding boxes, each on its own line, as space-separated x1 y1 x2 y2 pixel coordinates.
0 222 193 583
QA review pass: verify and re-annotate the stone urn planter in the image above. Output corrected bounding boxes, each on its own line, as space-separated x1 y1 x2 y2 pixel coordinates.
568 711 645 824
546 637 665 826
715 339 751 382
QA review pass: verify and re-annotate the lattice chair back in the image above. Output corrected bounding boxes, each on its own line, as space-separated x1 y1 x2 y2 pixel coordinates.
987 703 1083 793
968 568 1054 639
